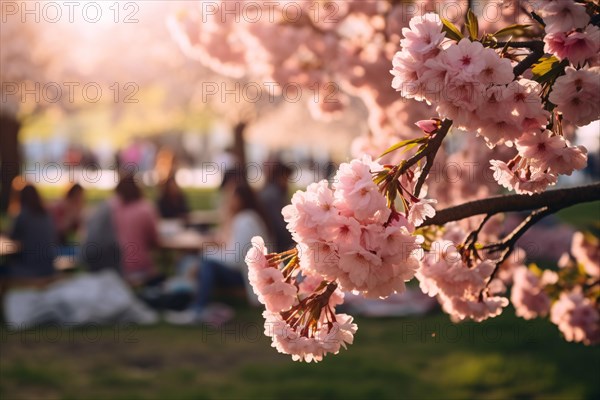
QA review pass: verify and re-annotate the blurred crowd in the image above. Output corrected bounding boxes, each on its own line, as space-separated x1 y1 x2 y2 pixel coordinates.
0 160 297 326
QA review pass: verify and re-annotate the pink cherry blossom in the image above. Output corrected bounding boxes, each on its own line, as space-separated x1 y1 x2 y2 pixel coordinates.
490 160 520 192
390 50 424 99
400 13 445 60
417 238 509 322
443 38 486 76
490 160 558 195
549 66 600 126
250 267 297 313
571 232 600 278
262 293 357 363
245 236 298 313
415 119 440 134
544 25 600 67
511 266 553 320
408 198 437 226
550 144 588 175
478 48 514 85
245 236 269 271
515 130 566 171
541 0 590 34
516 170 558 194
332 157 389 222
550 289 600 345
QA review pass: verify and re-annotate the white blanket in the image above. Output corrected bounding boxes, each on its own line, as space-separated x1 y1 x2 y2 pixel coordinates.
4 270 157 330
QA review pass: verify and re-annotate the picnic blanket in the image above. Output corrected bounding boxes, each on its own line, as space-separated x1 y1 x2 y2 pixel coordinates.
4 270 157 330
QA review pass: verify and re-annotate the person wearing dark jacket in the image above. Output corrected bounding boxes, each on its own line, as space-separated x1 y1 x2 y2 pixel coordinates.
9 184 57 279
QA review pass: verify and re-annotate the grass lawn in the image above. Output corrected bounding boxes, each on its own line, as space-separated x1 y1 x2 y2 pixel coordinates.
1 192 598 399
1 308 599 400
1 306 600 400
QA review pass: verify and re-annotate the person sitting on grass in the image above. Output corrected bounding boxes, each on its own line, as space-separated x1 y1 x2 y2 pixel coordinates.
110 174 161 287
9 184 58 282
157 175 190 221
166 170 271 325
50 183 85 246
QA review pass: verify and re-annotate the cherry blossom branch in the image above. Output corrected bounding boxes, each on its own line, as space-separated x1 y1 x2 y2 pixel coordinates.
494 40 544 50
420 182 600 227
484 205 556 257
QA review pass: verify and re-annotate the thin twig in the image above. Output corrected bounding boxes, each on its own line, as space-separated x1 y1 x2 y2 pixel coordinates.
494 40 544 50
480 206 557 298
465 214 492 248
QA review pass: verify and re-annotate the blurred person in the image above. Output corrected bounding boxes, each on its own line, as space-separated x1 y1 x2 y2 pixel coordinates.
51 183 85 246
8 184 57 280
157 176 189 220
259 160 294 252
6 176 26 218
111 175 160 286
167 172 271 325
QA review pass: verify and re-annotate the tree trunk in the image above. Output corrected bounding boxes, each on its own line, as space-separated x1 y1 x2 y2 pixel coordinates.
233 121 247 169
0 114 21 213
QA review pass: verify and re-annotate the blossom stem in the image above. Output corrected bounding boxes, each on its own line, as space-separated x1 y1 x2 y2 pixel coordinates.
413 119 453 197
464 213 492 260
392 119 453 198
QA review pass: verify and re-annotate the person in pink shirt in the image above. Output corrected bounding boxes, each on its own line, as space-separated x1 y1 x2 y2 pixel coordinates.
110 175 160 286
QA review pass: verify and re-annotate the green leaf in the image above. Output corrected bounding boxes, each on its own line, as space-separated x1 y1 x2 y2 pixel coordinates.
532 55 559 78
378 137 428 158
466 9 479 40
528 263 542 277
441 17 463 42
493 24 531 38
399 142 420 154
373 172 388 185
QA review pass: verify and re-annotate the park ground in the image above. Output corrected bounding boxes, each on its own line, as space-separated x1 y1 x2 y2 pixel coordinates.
1 191 599 399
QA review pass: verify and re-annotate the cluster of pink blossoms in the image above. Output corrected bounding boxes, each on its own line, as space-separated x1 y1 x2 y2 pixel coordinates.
510 232 599 345
551 233 600 345
490 129 588 194
391 10 594 195
539 0 600 126
511 266 557 320
541 0 600 67
551 289 600 345
416 225 509 322
390 13 544 148
284 157 425 299
245 156 432 361
245 236 356 362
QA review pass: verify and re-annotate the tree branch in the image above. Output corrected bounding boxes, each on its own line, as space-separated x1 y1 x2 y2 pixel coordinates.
494 40 544 50
419 183 600 227
511 40 545 77
413 119 453 198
